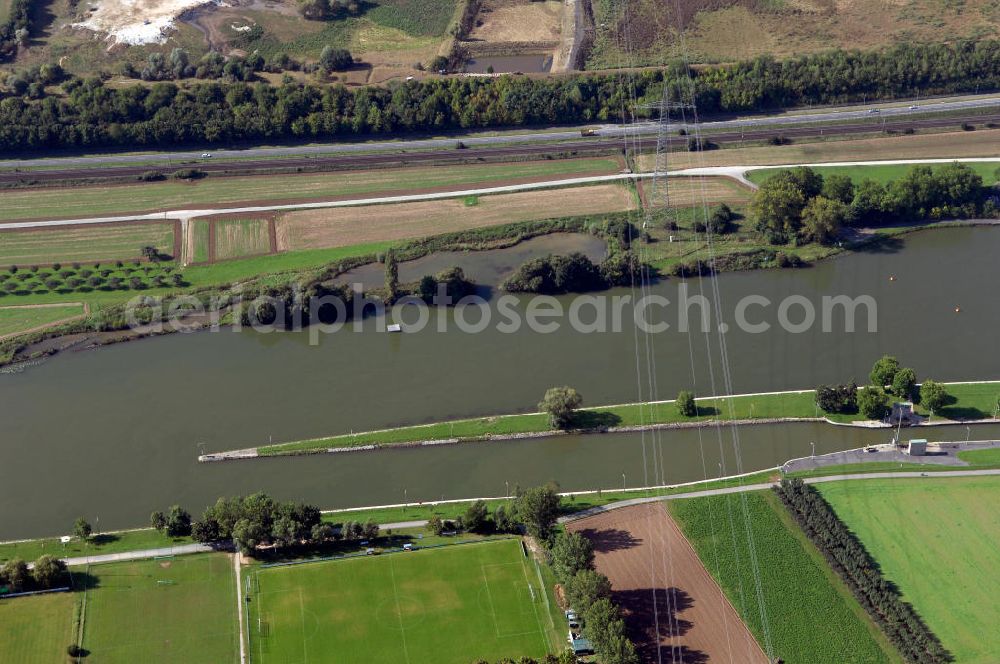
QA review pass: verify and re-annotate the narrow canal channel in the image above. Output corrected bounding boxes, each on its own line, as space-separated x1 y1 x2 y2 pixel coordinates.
2 227 1000 538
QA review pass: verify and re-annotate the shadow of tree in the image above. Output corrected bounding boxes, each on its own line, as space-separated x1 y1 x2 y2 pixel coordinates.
574 527 641 553
852 235 904 254
615 587 708 663
572 410 623 429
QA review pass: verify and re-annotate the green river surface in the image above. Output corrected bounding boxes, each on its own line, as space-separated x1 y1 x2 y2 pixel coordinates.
2 227 999 539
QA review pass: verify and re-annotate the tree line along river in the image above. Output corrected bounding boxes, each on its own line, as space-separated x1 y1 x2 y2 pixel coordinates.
1 226 999 540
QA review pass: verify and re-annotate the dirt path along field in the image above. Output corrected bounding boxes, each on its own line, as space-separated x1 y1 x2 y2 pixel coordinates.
567 503 768 664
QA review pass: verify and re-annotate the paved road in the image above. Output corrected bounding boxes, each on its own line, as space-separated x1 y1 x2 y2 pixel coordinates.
3 95 998 170
39 469 999 566
559 467 1000 522
11 156 1000 230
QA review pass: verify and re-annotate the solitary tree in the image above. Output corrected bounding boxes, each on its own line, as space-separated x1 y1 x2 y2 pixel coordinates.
676 390 697 417
539 386 583 429
921 380 948 415
73 517 92 541
319 46 353 73
870 355 900 388
514 484 561 541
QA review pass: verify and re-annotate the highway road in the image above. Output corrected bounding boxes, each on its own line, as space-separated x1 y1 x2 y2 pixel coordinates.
2 95 999 171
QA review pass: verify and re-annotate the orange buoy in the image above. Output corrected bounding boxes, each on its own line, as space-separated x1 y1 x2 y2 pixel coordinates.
889 275 896 281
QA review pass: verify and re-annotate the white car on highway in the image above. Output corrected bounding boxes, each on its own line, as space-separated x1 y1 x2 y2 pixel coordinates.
201 152 212 158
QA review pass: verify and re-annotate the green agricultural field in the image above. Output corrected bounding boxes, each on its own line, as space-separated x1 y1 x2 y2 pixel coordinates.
0 159 620 221
0 223 175 266
248 539 558 664
670 490 901 664
747 161 1000 186
215 218 271 260
0 303 83 336
80 554 239 664
819 476 1000 664
191 219 211 263
0 590 77 664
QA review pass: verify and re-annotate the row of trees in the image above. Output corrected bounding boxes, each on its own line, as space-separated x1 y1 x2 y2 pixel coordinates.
188 493 324 554
501 251 642 294
0 555 68 592
775 479 951 663
11 40 1000 150
549 531 638 663
815 355 952 419
751 163 991 246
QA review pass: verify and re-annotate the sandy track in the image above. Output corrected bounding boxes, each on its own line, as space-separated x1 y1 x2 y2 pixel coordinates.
568 503 768 664
275 183 635 251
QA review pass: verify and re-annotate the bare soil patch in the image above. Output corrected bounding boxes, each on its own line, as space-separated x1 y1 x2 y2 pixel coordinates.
567 503 768 664
276 183 634 250
469 0 563 43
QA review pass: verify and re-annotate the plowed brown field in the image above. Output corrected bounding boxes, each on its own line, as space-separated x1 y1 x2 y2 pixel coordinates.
567 503 767 664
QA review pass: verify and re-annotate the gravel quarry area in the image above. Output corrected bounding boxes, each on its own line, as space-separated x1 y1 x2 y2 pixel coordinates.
77 0 215 45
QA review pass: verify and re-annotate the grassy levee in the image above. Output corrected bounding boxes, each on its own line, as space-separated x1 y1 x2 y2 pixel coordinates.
257 389 824 455
818 476 1000 663
0 158 620 221
0 529 193 564
746 161 1000 186
253 381 1000 456
670 491 903 664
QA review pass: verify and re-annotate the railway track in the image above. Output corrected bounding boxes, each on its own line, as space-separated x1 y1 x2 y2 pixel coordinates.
2 112 999 186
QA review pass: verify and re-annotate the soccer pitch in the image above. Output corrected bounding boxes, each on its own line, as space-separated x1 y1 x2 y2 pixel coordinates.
248 539 559 664
79 553 239 663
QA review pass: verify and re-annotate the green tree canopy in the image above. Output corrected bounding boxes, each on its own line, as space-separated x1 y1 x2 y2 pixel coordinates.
31 555 66 589
920 379 948 414
870 355 900 388
74 517 92 541
891 367 917 399
800 196 847 245
514 484 561 541
858 386 889 420
539 386 583 429
676 390 697 417
550 531 594 582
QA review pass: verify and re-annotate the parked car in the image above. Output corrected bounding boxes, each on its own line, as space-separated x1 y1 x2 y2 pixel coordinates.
365 547 377 555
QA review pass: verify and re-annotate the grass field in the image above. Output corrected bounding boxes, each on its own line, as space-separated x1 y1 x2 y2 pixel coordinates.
275 184 635 251
80 554 239 664
747 161 1000 186
0 223 176 267
0 159 620 222
818 476 1000 663
0 590 77 664
248 539 557 664
215 218 271 260
190 219 211 264
586 0 1000 67
670 490 901 664
0 303 84 337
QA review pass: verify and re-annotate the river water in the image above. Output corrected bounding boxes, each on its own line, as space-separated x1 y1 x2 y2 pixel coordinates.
2 226 1000 539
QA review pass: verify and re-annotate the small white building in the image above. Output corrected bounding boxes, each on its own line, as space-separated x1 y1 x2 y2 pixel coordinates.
907 439 928 456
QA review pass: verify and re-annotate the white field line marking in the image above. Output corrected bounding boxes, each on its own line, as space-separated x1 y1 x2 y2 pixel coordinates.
519 556 548 650
481 563 502 639
388 556 412 664
298 588 308 664
234 553 247 664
